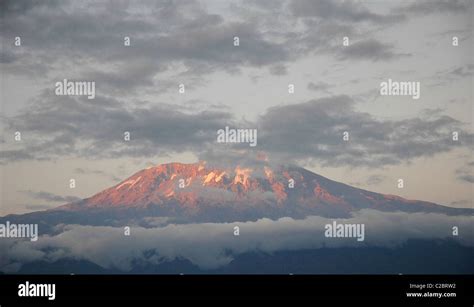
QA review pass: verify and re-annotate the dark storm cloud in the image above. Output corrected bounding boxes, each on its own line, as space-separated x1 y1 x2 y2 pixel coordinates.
20 190 81 203
256 96 473 167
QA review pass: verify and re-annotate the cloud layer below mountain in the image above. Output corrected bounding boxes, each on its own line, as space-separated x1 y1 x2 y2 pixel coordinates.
1 209 472 272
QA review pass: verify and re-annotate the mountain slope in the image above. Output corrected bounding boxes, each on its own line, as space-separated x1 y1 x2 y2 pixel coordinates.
54 162 469 221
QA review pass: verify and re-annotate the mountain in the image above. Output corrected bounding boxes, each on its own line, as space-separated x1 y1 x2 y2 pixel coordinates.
1 162 472 274
58 162 469 219
2 162 470 231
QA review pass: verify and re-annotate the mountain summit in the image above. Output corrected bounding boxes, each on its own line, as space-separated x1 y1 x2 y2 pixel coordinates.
57 162 467 222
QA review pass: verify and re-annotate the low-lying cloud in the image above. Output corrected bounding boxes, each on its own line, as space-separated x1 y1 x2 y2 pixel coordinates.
1 209 472 273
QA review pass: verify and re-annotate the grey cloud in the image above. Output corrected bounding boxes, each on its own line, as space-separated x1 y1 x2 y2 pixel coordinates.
269 64 288 76
0 0 60 16
450 199 472 208
241 0 286 10
74 168 103 175
198 148 271 170
307 81 332 92
450 64 474 78
0 150 36 161
288 15 409 64
157 21 288 67
0 0 290 95
1 210 472 272
2 95 472 168
430 64 474 87
81 61 166 96
420 108 445 118
24 204 55 211
456 164 474 183
74 168 121 182
366 175 386 186
293 21 357 56
0 50 19 64
336 39 410 61
290 0 404 24
458 175 474 183
1 94 234 163
396 0 470 15
257 96 473 167
0 0 415 96
21 190 81 203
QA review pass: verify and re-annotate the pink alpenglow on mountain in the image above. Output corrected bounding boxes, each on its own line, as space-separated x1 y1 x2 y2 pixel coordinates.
56 162 467 222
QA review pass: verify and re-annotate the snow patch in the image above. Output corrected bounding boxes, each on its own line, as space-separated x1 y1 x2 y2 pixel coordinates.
115 176 142 190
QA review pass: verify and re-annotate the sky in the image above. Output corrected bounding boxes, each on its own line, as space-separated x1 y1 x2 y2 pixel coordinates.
0 0 473 215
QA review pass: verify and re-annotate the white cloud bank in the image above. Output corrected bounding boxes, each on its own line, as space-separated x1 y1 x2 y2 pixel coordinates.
0 209 472 273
